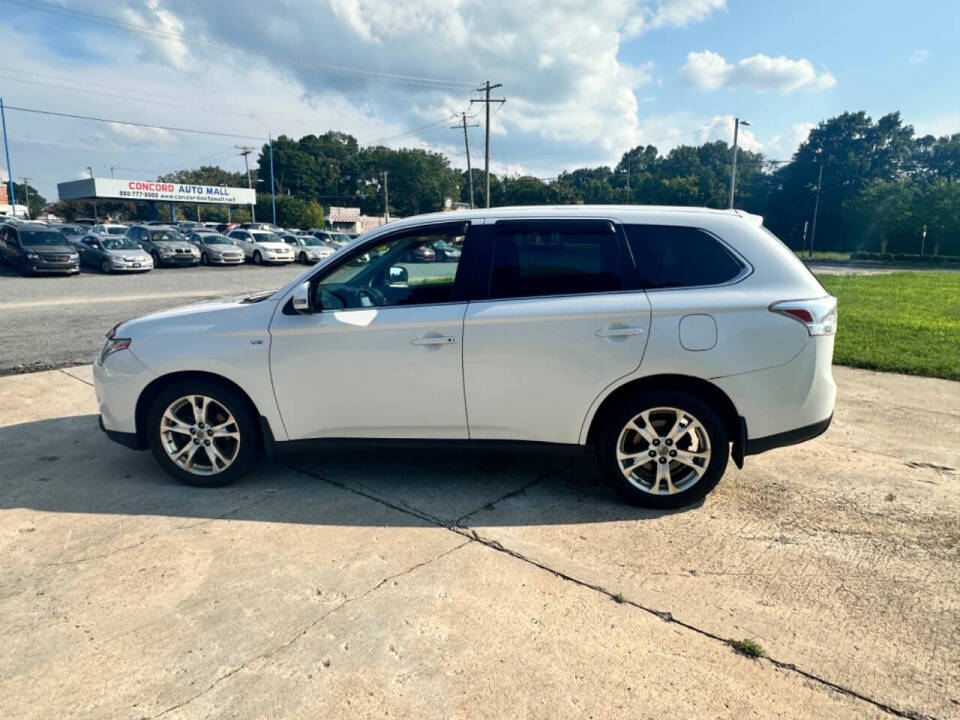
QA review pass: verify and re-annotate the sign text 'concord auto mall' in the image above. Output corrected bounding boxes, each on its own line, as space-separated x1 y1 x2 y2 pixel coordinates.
57 177 256 205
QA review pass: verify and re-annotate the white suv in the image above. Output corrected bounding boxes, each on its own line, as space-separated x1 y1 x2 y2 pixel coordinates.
94 206 836 508
227 228 295 264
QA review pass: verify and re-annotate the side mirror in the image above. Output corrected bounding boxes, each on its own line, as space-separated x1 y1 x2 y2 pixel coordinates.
388 264 409 286
292 281 314 315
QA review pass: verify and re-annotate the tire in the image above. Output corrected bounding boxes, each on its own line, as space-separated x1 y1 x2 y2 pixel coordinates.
253 251 263 265
146 380 259 488
101 259 111 274
151 251 161 267
299 252 307 264
596 390 728 509
201 252 209 265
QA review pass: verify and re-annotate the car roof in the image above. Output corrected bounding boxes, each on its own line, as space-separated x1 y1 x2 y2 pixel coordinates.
18 222 54 231
372 205 762 233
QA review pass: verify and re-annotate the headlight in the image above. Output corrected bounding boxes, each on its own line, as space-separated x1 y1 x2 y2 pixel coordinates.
190 247 199 256
160 249 174 256
69 252 79 260
26 252 39 259
99 336 131 364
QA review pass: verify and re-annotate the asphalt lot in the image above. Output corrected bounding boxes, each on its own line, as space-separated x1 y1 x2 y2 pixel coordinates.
0 364 957 719
0 260 458 373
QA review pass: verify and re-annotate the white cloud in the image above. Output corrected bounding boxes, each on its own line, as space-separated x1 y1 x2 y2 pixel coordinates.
766 122 814 159
908 49 930 65
626 0 726 36
679 50 836 92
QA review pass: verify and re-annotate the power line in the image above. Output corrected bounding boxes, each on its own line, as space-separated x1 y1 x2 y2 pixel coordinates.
5 0 476 89
2 104 266 140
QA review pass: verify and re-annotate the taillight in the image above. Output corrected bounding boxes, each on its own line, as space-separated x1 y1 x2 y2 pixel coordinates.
770 296 837 336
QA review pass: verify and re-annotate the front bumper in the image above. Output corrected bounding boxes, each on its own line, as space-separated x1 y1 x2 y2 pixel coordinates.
212 255 245 265
157 255 200 266
99 415 144 450
93 348 156 439
25 259 80 274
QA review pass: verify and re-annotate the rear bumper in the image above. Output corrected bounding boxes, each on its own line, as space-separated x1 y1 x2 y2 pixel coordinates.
745 414 832 455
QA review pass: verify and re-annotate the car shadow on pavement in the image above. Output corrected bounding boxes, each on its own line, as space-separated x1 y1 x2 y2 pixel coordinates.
0 414 698 527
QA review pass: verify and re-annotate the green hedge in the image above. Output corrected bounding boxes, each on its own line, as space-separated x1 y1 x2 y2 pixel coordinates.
850 252 960 266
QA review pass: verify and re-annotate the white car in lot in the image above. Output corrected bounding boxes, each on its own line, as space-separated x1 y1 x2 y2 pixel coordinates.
94 206 837 508
227 228 295 264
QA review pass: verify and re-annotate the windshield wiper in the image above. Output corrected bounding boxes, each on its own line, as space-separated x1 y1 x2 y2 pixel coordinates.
241 290 274 304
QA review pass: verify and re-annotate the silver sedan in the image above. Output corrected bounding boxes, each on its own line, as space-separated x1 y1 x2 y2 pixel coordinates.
188 232 246 265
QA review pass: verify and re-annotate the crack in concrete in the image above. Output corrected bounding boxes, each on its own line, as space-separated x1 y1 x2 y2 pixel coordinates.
58 368 94 387
149 539 472 719
285 462 939 720
453 457 578 527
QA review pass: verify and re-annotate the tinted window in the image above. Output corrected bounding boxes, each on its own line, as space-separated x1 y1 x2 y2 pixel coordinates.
488 221 623 300
624 225 744 289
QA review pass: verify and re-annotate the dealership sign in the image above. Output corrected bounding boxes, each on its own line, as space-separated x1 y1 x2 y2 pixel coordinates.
58 177 256 205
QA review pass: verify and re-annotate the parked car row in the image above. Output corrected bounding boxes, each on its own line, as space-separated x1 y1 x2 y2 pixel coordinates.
0 216 379 276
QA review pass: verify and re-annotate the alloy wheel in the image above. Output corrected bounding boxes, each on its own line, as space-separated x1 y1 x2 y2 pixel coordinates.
616 406 711 495
159 394 241 476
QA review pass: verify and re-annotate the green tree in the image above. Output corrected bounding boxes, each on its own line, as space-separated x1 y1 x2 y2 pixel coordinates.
12 181 46 219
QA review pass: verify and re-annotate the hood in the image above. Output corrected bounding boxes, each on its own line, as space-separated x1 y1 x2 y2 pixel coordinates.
117 294 271 337
254 241 291 251
26 244 76 254
207 243 243 254
153 241 196 252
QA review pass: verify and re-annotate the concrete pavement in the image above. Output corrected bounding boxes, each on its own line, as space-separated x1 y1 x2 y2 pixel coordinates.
0 365 957 718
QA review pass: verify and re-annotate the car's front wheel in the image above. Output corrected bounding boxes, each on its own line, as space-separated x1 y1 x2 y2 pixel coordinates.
146 381 259 487
201 252 209 265
597 390 728 509
299 252 307 264
253 250 263 265
101 259 111 274
151 251 161 267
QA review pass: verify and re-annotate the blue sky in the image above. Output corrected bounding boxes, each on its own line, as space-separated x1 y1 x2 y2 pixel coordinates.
1 0 957 203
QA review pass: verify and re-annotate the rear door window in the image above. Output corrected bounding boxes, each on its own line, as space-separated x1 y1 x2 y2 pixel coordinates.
624 225 745 289
487 220 625 300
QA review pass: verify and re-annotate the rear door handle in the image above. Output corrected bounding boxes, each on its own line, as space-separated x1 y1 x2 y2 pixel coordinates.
412 335 458 345
595 327 646 338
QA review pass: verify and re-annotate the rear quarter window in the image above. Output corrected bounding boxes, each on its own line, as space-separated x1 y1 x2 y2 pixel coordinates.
624 225 745 289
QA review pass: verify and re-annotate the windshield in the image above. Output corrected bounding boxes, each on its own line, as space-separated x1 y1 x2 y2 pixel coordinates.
332 233 352 243
20 230 67 246
105 226 126 235
58 225 83 235
150 230 181 242
300 237 325 246
202 235 232 245
102 237 139 250
251 232 281 243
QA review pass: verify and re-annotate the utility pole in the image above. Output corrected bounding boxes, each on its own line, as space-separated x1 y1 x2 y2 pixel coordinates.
809 164 823 258
382 170 389 222
109 166 116 179
268 134 277 227
18 177 30 218
222 185 231 223
87 165 98 221
236 145 256 222
921 224 926 256
728 118 750 209
470 81 505 208
801 220 809 253
0 97 16 218
451 112 479 208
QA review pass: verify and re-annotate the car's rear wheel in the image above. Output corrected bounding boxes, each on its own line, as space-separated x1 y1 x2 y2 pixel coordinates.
146 381 259 487
253 251 263 265
597 390 728 509
101 259 111 274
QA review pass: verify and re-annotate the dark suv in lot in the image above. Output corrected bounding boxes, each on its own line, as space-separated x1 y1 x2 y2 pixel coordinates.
125 224 200 267
0 222 80 275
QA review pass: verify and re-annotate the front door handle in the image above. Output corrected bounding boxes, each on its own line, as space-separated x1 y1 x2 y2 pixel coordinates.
412 335 458 346
595 327 646 338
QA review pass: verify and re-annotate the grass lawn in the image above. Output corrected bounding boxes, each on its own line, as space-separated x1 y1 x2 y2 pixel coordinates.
817 272 960 381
